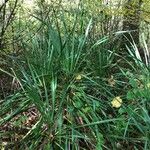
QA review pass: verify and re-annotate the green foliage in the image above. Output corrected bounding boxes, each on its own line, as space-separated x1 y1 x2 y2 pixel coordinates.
0 0 150 149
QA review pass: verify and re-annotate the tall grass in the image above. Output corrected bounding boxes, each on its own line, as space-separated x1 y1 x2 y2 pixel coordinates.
0 1 150 150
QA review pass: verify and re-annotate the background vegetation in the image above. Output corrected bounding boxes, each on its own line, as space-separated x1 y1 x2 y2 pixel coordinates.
0 0 150 149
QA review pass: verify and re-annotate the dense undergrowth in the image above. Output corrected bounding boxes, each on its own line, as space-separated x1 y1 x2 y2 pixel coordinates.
0 1 150 150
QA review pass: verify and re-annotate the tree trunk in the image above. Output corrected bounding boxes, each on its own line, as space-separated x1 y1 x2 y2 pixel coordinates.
122 0 143 48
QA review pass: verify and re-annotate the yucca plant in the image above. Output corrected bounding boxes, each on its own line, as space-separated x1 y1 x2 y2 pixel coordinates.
0 7 122 149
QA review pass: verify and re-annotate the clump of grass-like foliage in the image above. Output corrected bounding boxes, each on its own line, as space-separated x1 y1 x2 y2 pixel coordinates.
0 2 150 150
